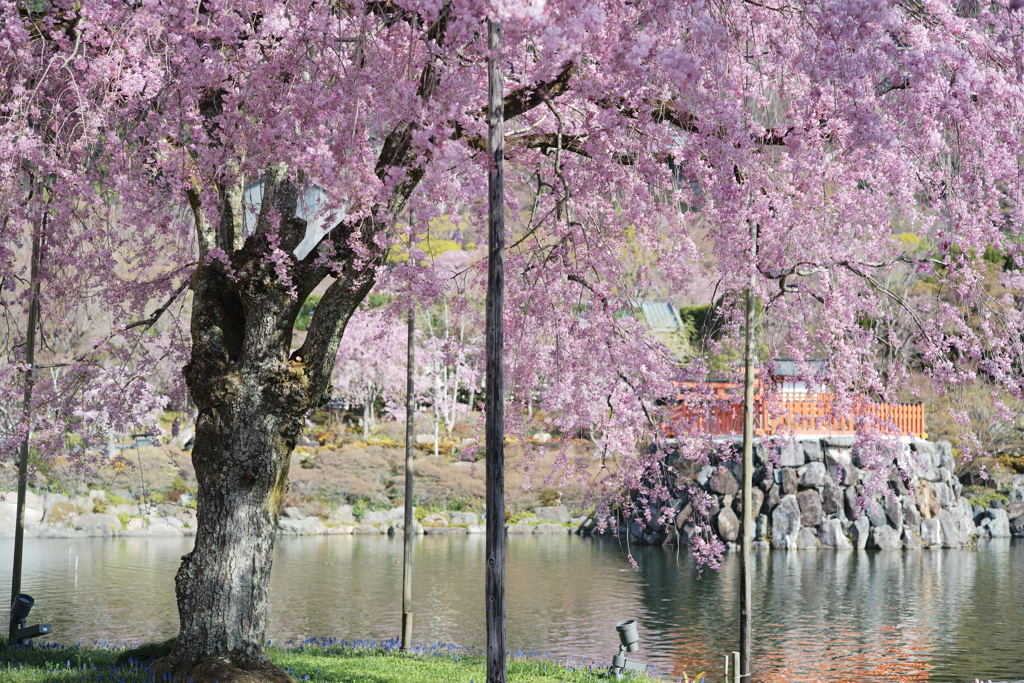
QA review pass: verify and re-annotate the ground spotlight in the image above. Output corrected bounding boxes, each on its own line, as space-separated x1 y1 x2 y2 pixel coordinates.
9 594 51 645
609 619 645 679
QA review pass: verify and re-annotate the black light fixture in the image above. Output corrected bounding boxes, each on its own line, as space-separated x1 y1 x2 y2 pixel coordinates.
9 594 51 645
609 619 646 679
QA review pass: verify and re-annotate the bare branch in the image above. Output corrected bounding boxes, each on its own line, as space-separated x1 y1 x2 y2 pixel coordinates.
125 275 193 331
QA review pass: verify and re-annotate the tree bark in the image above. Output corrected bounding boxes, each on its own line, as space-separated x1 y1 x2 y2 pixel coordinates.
154 202 377 680
152 258 308 682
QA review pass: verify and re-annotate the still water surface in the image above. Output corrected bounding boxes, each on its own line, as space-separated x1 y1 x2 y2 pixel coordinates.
2 535 1021 682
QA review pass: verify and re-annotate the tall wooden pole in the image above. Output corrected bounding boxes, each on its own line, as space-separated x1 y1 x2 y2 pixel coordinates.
9 206 41 642
401 306 415 651
739 221 757 681
484 17 507 683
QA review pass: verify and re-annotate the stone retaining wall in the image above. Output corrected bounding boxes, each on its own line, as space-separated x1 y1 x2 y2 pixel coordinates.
620 438 1024 549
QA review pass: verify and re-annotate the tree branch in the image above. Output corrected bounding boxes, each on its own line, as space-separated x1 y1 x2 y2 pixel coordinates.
125 275 194 331
502 62 578 120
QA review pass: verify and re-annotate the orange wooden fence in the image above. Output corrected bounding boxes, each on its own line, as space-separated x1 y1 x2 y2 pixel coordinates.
667 390 925 438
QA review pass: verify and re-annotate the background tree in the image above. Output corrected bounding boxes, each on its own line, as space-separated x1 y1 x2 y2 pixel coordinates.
332 309 408 439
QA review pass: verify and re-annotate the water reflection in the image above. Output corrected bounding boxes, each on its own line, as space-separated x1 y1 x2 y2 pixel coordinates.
1 536 1021 682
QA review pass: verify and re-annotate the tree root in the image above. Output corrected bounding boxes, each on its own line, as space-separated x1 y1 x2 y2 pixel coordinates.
152 655 297 683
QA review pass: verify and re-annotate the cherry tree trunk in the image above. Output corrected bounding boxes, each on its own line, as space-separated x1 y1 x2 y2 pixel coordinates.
157 402 299 682
153 259 323 683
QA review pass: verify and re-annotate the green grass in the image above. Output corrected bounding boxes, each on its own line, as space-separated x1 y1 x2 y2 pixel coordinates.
0 639 665 682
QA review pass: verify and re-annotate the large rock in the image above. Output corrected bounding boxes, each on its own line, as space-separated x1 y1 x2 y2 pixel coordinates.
902 528 921 549
952 500 977 544
936 440 955 470
352 523 383 534
770 495 801 548
779 441 806 467
281 506 306 520
696 465 714 487
851 516 871 549
796 489 824 527
765 483 781 512
802 439 824 463
715 507 740 543
146 517 186 536
888 470 908 496
916 481 940 519
870 525 901 550
421 513 449 527
912 441 940 481
937 509 962 548
865 499 887 528
507 523 534 535
1010 515 1024 537
796 527 819 549
327 505 355 525
978 509 1011 538
844 486 860 520
389 519 424 535
361 507 403 525
450 510 480 525
44 500 77 526
278 517 325 535
884 495 903 530
175 507 196 527
781 468 799 495
920 518 942 547
0 499 43 531
902 498 921 532
933 482 954 509
532 523 568 535
71 513 121 536
821 483 842 515
675 503 693 530
818 519 851 549
825 448 857 486
709 468 739 496
799 462 828 488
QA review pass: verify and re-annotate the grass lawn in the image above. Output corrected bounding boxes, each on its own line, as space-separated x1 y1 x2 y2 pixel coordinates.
0 638 679 682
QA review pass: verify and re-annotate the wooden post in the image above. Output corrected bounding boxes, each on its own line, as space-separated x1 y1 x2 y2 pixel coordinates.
739 221 757 681
9 202 41 642
485 17 507 683
401 306 415 651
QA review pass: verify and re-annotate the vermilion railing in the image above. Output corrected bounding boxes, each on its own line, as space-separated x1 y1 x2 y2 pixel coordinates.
667 390 925 438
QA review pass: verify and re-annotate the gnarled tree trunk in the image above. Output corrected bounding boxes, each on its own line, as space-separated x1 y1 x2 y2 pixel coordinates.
154 175 379 682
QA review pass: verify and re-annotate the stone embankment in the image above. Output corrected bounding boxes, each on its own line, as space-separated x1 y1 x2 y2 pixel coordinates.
0 489 196 538
0 488 582 539
621 438 1024 549
276 504 583 536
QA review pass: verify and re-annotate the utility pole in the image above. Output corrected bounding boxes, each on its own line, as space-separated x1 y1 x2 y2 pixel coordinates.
401 305 415 651
9 194 42 643
484 16 507 683
739 221 758 681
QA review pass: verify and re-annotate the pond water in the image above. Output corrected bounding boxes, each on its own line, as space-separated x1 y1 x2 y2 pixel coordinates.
2 534 1021 682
